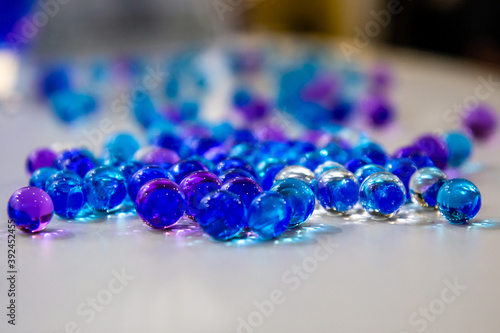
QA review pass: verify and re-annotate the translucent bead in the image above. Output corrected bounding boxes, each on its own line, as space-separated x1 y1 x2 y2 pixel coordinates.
256 158 286 191
83 166 127 212
299 150 331 172
169 160 207 184
270 178 315 228
414 135 449 170
462 104 498 141
45 170 85 218
221 176 263 209
219 168 255 183
354 164 387 186
25 147 57 175
139 146 180 165
198 190 247 240
444 131 472 168
392 146 434 169
128 166 173 201
345 157 372 173
103 132 140 162
385 158 418 202
350 142 388 166
319 142 349 165
135 178 185 229
247 192 291 239
360 95 394 127
274 165 315 186
437 178 481 224
29 167 58 191
179 171 222 219
55 149 96 178
215 157 255 177
317 168 359 213
118 161 145 184
409 167 448 208
8 187 54 233
359 172 406 219
314 161 344 178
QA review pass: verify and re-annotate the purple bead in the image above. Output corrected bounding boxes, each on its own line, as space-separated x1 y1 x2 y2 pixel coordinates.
169 160 208 184
253 121 287 142
203 146 228 164
55 149 96 178
414 135 449 170
179 171 222 218
221 176 263 209
141 146 180 165
26 147 57 175
393 146 435 169
463 104 498 141
7 186 54 233
361 95 394 127
238 97 269 121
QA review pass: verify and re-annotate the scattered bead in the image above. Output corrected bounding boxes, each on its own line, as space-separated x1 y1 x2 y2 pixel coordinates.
127 165 174 201
45 170 85 218
360 172 406 219
317 168 359 213
444 131 472 168
7 187 54 233
26 147 57 175
221 176 264 208
437 178 481 224
270 178 315 228
409 167 448 208
462 104 498 141
83 166 127 212
179 171 222 218
247 192 291 239
29 167 58 191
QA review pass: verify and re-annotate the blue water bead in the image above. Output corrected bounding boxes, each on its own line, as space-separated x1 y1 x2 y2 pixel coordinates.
45 170 86 218
314 161 344 178
212 122 234 143
118 161 145 184
350 142 388 166
197 190 247 241
385 158 418 202
256 158 286 191
55 149 96 178
203 146 228 164
180 100 199 121
345 157 372 173
180 171 222 218
169 160 208 184
128 165 174 201
354 164 387 185
317 168 359 213
359 172 406 219
437 178 481 224
83 166 127 211
39 66 71 98
133 92 161 128
247 192 291 239
219 168 256 183
187 137 221 156
29 167 58 191
221 177 263 209
233 88 252 108
227 129 258 147
409 167 448 208
186 155 214 172
320 142 349 165
283 141 316 164
230 142 261 165
103 132 140 162
299 150 331 172
260 141 288 157
444 131 472 168
49 90 97 123
393 146 435 169
270 178 315 228
274 165 315 187
150 132 184 154
215 157 255 177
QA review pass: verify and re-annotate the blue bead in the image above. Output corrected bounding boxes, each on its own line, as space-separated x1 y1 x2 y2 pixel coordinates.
128 166 174 201
320 142 349 165
317 168 359 213
314 161 344 178
29 167 58 191
45 170 85 218
354 164 387 185
169 160 207 184
360 172 406 219
133 92 161 128
270 178 315 228
219 168 255 183
350 142 388 166
83 166 127 212
39 66 71 98
227 129 258 146
150 132 184 153
437 179 481 224
180 101 199 121
188 137 221 156
409 167 448 208
186 155 214 172
444 131 472 168
284 141 315 164
247 192 291 239
345 157 372 173
256 158 286 191
49 90 96 123
55 149 96 178
103 132 140 162
221 177 263 209
179 171 222 218
198 190 247 241
299 150 331 171
215 157 255 177
118 161 145 184
385 158 418 202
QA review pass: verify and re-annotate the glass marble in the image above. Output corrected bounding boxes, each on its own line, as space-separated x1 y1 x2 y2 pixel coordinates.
385 158 418 202
169 160 207 184
29 167 58 191
274 165 315 186
140 146 180 165
45 170 85 218
103 132 140 162
256 158 286 191
203 146 228 164
270 178 315 228
55 149 96 178
414 135 449 170
219 168 255 183
437 178 481 224
409 167 448 208
7 187 54 233
226 129 258 147
317 168 359 213
345 157 372 174
359 172 406 219
128 166 174 201
354 164 387 186
462 104 498 141
83 166 127 212
314 161 344 178
360 95 394 127
392 146 434 169
179 171 222 218
247 192 291 239
299 150 331 172
26 147 57 175
118 161 145 184
284 141 315 164
221 176 263 209
350 142 388 166
319 142 349 165
197 190 247 241
215 157 255 177
135 178 186 229
444 131 472 168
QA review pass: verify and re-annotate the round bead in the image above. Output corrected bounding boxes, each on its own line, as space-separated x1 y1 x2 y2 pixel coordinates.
219 168 255 183
26 147 57 175
128 166 173 201
409 167 448 208
462 104 498 141
83 166 127 212
247 192 291 239
274 165 315 186
354 164 387 186
215 157 255 177
444 131 472 168
45 170 86 218
55 149 96 178
198 190 247 240
103 132 140 162
270 178 315 228
319 142 349 165
256 158 286 191
414 135 449 170
314 161 344 178
350 142 388 166
299 150 331 172
221 176 264 208
392 146 434 169
317 168 359 213
437 178 481 224
385 158 418 202
179 171 222 219
141 146 180 165
135 178 186 229
169 160 208 184
29 167 58 191
7 187 54 233
118 161 145 184
361 95 394 127
345 157 372 174
359 172 406 219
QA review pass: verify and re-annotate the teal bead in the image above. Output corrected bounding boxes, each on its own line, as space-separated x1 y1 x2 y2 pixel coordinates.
360 172 406 219
29 167 58 191
437 178 481 224
83 166 127 212
247 192 291 239
444 131 472 168
45 170 85 218
270 178 315 228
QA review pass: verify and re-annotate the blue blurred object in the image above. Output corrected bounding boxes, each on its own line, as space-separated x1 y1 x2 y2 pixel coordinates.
0 0 35 44
49 90 96 123
444 131 472 168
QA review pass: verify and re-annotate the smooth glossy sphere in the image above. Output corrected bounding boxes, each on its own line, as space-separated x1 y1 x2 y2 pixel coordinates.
128 166 174 201
215 157 255 177
247 192 291 239
256 158 286 191
385 158 418 202
350 142 388 166
345 157 372 173
83 167 127 211
29 167 58 191
197 190 247 241
444 131 472 168
317 168 359 213
299 150 331 172
219 168 255 183
55 149 96 178
409 167 448 208
270 178 315 228
221 177 263 209
118 161 145 184
314 161 344 178
103 132 140 161
462 104 498 141
319 142 349 165
135 178 186 229
393 146 435 169
360 172 406 219
414 135 449 170
45 170 85 218
7 187 54 233
169 160 208 184
179 171 222 219
354 164 387 186
274 165 315 186
26 147 57 175
437 179 481 224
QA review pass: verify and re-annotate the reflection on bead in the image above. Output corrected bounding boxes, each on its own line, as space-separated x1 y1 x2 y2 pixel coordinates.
314 161 344 178
437 178 481 224
29 167 58 191
179 171 222 219
247 192 291 239
354 164 387 186
83 166 127 212
55 149 96 178
169 160 207 184
409 167 448 208
8 186 54 233
270 178 315 228
219 168 255 183
385 158 418 202
274 165 315 186
360 172 406 219
221 176 263 209
128 166 173 201
45 170 85 218
317 168 359 213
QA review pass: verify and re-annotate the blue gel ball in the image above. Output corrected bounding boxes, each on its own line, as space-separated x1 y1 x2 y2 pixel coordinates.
180 171 222 219
169 160 207 184
299 150 331 172
345 157 372 173
247 192 291 239
320 142 349 165
409 167 448 208
128 165 174 201
180 100 199 121
55 149 96 178
350 142 388 166
29 167 58 191
197 190 247 241
256 158 286 191
354 164 387 185
444 131 472 168
385 158 418 202
317 168 359 213
221 176 263 209
360 172 406 219
283 141 315 164
437 178 481 224
219 168 255 183
270 178 315 228
227 129 258 146
186 155 214 173
103 132 140 162
83 166 127 212
118 161 145 184
215 157 255 177
45 170 85 218
314 161 344 178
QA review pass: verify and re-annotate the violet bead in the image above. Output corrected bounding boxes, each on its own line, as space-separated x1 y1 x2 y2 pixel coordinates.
221 176 263 209
463 104 498 141
361 95 394 127
26 147 57 175
414 135 449 170
169 160 208 184
393 146 435 169
55 149 96 178
128 165 174 201
7 186 54 233
179 171 222 218
140 146 180 165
